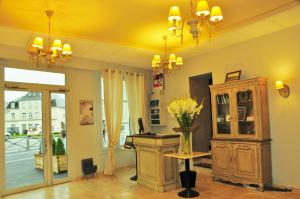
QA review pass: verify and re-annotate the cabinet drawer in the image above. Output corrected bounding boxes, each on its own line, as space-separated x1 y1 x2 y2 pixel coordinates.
232 144 259 180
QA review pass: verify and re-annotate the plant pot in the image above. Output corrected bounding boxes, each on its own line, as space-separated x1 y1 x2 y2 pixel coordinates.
180 171 197 188
34 153 44 170
34 154 68 173
52 155 68 173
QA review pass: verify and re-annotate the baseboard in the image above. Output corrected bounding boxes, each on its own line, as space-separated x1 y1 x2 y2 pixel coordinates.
74 164 135 181
272 184 295 190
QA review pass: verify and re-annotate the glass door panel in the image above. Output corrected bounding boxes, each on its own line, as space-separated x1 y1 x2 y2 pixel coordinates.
4 91 46 190
215 93 231 135
236 90 256 135
51 93 68 181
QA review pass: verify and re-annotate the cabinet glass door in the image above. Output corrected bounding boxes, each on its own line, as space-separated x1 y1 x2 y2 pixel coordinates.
235 89 256 135
215 93 232 135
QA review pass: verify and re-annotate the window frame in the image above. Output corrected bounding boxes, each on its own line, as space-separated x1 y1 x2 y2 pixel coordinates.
4 67 66 86
99 75 131 150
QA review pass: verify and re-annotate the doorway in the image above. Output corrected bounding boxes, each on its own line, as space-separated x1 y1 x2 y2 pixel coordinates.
4 90 69 194
189 73 213 152
2 68 69 195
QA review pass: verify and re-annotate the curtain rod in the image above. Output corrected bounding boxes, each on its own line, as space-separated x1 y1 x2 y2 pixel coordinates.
105 69 144 76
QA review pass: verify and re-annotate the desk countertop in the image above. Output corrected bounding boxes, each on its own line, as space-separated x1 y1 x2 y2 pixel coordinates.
130 134 180 139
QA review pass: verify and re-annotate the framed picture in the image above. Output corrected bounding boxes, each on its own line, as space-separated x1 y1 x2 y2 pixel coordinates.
79 100 94 125
225 114 231 122
153 68 164 90
237 107 246 121
225 70 241 82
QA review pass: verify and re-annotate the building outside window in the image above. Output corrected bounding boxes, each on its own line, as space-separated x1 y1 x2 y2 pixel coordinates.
11 113 15 120
35 112 39 119
100 78 130 148
22 124 26 130
22 113 26 120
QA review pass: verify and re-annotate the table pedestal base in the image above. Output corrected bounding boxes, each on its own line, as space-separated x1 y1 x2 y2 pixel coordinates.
178 189 199 198
130 175 137 181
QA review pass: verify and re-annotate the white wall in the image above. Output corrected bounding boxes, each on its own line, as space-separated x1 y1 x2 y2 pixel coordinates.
161 24 300 188
0 56 152 196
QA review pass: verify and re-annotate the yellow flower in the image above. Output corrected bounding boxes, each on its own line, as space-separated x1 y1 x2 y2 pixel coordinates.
167 97 205 126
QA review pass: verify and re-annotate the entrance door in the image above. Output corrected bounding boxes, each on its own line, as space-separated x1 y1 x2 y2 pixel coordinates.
50 92 68 182
4 90 48 192
4 90 69 194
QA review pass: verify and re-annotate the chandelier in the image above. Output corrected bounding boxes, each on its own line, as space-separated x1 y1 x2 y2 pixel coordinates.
168 0 223 44
28 10 72 67
151 35 183 73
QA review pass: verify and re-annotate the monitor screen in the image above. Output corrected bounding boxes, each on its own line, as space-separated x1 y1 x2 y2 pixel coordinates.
138 118 144 134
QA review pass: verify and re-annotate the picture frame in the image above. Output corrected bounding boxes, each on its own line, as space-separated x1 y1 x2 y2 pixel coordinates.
237 107 246 121
152 68 164 90
225 70 241 82
79 100 94 125
225 114 231 122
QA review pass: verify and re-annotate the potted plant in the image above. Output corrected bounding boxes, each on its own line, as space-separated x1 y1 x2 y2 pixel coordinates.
34 138 67 173
167 97 204 196
52 138 68 173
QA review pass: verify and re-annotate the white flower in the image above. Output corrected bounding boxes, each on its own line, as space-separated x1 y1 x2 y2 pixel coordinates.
167 97 205 127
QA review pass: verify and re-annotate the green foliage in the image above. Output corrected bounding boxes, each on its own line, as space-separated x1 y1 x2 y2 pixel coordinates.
55 138 66 155
39 142 42 154
52 138 56 155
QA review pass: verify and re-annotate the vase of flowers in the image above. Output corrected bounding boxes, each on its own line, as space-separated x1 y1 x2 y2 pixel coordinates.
167 97 204 154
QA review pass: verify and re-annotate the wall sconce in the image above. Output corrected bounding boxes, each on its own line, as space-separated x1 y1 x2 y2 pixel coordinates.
275 80 290 98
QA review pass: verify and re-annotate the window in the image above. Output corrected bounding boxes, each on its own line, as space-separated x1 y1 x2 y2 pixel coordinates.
11 113 15 120
22 113 26 120
22 124 26 130
11 103 15 109
29 113 33 119
100 78 130 148
4 67 65 86
28 102 32 109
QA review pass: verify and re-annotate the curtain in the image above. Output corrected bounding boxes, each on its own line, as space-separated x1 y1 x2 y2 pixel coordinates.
103 69 123 175
125 73 145 134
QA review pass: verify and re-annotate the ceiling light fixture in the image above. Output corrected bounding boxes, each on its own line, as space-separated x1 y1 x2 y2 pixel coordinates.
168 0 223 44
152 35 183 73
28 10 72 67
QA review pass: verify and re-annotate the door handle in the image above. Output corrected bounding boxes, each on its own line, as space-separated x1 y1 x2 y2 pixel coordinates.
43 138 47 153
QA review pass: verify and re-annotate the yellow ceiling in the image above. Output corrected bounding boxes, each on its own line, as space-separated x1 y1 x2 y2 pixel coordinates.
0 0 298 51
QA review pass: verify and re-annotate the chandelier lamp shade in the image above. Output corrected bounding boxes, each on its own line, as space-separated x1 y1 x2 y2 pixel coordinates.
168 0 224 44
151 35 183 73
28 10 72 67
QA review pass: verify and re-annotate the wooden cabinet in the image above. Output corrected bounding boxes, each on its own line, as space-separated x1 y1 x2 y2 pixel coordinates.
210 78 272 191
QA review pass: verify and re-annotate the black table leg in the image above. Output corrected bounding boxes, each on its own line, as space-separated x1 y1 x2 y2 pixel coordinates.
178 159 199 198
130 148 138 181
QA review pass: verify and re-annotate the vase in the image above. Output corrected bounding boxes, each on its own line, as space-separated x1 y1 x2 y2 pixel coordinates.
173 127 191 155
182 131 191 154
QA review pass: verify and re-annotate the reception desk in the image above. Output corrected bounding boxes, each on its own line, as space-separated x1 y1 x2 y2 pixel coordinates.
132 134 180 192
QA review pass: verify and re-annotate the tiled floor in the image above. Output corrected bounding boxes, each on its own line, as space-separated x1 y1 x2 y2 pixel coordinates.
4 166 300 199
